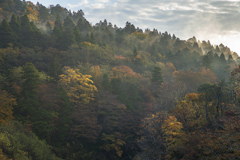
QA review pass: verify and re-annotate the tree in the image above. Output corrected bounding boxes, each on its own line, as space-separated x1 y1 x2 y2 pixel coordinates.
58 66 98 104
151 66 163 85
220 53 227 63
19 14 40 47
17 63 54 142
228 54 234 63
173 67 218 93
161 116 183 159
63 16 75 30
90 32 96 44
38 4 49 21
100 133 126 159
52 14 63 38
202 51 213 69
173 93 206 130
74 26 81 43
137 112 168 160
133 47 138 57
9 14 20 35
0 19 15 48
25 1 39 22
0 90 16 125
60 26 75 50
18 63 40 118
111 65 141 80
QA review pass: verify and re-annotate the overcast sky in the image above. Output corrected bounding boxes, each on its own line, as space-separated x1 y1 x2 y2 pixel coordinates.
30 0 240 54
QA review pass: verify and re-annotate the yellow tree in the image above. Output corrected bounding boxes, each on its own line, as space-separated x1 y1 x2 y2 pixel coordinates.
173 93 207 130
59 66 97 104
25 2 39 22
0 90 16 125
161 116 184 159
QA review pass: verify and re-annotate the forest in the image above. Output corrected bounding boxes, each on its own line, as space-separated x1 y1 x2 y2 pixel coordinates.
0 0 240 159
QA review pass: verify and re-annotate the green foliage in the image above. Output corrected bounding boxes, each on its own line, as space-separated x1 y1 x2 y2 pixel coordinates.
0 19 15 48
51 87 73 146
151 66 163 84
0 121 61 160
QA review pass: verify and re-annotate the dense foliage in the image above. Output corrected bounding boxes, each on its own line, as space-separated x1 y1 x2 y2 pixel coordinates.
1 0 240 159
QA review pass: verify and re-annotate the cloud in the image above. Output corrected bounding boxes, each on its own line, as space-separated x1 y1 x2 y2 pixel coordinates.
95 0 109 2
67 0 89 9
65 0 240 53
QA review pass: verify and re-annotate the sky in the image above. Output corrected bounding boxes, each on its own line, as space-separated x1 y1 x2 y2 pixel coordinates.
30 0 240 54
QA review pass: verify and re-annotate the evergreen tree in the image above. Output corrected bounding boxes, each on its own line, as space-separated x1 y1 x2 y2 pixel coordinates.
0 19 15 48
52 14 63 36
48 54 62 79
52 15 63 49
90 32 96 44
228 55 233 63
74 26 81 43
38 4 49 21
18 62 40 119
19 14 35 47
86 33 90 42
18 63 54 142
133 47 138 57
60 26 75 50
9 14 20 33
151 66 163 84
202 51 213 69
220 53 227 63
30 21 42 47
52 87 73 146
77 18 91 32
63 16 75 30
77 18 85 31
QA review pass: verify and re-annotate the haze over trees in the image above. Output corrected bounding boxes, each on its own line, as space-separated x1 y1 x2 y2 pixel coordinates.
1 0 240 159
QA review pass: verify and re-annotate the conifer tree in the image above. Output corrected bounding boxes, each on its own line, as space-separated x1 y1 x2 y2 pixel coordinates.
19 14 34 47
90 32 96 44
9 14 20 34
0 19 15 48
220 53 227 63
77 18 84 31
151 66 163 84
63 16 75 30
228 54 233 63
52 14 63 36
18 63 54 142
74 26 81 43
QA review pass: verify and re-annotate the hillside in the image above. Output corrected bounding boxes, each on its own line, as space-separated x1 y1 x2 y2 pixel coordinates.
1 0 240 159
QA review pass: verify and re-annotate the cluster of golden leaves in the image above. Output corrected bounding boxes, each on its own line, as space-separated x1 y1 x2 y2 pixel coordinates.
58 66 97 104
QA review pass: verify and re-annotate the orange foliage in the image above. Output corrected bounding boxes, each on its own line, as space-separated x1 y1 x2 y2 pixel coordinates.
114 55 126 60
173 67 218 92
111 65 141 80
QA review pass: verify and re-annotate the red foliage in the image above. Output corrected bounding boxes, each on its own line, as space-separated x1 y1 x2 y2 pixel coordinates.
115 55 126 60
